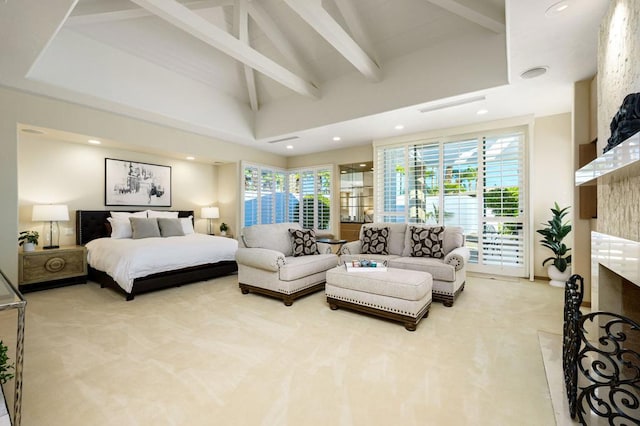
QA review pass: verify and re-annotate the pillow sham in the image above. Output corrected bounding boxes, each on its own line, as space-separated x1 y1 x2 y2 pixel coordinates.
110 211 147 220
107 217 133 239
157 218 185 237
361 227 389 255
180 216 194 235
129 217 161 239
289 228 319 257
147 210 179 218
409 225 445 258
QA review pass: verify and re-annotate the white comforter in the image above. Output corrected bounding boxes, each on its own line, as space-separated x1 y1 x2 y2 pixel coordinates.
86 234 238 292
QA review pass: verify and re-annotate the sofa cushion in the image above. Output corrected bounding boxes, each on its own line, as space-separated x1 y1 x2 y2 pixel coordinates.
361 227 389 254
289 228 319 256
402 225 464 256
388 257 456 282
361 223 407 255
279 254 338 281
241 223 301 256
408 225 445 258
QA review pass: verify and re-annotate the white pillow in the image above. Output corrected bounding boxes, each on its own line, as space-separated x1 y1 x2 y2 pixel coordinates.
147 210 179 218
107 217 133 239
180 216 194 234
110 211 147 220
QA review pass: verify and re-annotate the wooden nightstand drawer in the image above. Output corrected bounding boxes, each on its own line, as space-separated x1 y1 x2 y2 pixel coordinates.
19 246 88 288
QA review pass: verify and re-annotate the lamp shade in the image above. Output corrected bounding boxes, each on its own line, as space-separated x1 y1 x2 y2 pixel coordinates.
201 207 220 219
32 204 69 221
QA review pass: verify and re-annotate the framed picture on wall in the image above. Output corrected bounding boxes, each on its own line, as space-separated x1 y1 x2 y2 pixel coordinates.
105 158 172 207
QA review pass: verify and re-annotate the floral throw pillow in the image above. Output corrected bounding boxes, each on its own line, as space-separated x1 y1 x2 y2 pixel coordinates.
409 226 445 258
289 228 319 257
361 227 389 255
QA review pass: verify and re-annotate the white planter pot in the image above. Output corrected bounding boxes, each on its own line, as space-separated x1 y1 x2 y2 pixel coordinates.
220 231 227 236
22 242 35 252
548 264 571 287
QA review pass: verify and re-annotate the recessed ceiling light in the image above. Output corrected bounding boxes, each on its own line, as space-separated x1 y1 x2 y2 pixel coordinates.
545 0 572 16
88 139 101 145
394 124 404 130
286 145 293 150
186 156 195 160
359 163 366 167
341 170 347 174
333 136 341 141
520 66 548 79
477 109 489 115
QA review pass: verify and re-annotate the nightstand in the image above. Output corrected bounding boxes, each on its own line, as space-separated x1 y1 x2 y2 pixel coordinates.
18 245 88 292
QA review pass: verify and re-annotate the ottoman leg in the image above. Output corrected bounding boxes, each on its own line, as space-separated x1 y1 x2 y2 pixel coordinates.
404 322 417 332
329 303 339 310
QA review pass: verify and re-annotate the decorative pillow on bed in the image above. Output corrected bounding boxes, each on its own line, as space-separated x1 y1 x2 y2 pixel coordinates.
288 228 319 257
129 217 161 239
157 218 185 237
361 227 390 255
110 211 147 220
409 225 445 258
107 217 133 239
180 216 194 234
147 210 179 218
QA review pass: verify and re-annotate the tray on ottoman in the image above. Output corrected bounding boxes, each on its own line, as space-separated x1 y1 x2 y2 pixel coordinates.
325 266 432 331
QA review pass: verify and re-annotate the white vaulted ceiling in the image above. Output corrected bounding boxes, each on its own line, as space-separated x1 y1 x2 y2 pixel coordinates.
0 0 609 156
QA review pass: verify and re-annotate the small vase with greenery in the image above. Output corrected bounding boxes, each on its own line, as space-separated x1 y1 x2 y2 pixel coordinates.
18 230 39 252
219 223 228 235
0 340 14 385
537 202 572 286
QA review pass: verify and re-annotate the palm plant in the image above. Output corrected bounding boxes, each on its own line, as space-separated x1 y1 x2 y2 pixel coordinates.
537 202 572 272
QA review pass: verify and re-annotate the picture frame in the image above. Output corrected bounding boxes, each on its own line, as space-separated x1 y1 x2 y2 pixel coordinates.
105 158 171 207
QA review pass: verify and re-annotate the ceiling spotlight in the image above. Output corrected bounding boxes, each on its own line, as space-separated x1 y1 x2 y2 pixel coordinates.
286 145 293 150
520 66 548 79
88 139 101 145
186 156 195 160
333 136 341 141
477 109 489 115
545 0 572 16
394 124 404 130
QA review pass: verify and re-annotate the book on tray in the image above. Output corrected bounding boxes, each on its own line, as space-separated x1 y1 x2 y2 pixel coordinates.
344 259 387 272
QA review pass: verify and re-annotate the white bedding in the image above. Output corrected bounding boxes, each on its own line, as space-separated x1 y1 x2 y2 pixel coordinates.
86 234 238 292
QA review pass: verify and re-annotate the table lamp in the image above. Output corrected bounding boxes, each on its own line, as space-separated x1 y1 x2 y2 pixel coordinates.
201 207 219 235
32 204 69 249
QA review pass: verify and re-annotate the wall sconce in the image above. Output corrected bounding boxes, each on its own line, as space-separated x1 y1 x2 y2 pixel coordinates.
32 204 69 249
200 207 219 235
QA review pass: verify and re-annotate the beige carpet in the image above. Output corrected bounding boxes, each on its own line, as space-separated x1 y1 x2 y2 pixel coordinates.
8 273 565 425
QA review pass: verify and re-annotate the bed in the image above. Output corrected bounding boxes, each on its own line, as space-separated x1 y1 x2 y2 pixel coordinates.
76 210 238 300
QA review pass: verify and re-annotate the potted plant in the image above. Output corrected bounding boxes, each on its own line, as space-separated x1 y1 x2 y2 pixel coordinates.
0 340 14 385
219 223 228 236
537 202 572 287
18 230 39 252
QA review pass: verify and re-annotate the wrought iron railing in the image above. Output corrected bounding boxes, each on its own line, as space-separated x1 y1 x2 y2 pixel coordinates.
563 274 640 425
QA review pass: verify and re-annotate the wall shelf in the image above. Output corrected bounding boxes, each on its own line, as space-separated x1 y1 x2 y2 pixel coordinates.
575 132 640 186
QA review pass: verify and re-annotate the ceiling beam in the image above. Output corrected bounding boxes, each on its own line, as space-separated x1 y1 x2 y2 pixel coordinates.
425 0 505 34
130 0 319 98
247 1 318 84
331 0 378 64
283 0 382 82
233 0 258 111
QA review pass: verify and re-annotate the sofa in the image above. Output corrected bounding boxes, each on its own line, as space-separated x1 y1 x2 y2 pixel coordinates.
340 223 470 307
235 223 339 306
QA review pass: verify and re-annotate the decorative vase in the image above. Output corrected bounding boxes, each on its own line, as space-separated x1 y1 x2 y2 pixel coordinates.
22 242 35 252
548 264 571 287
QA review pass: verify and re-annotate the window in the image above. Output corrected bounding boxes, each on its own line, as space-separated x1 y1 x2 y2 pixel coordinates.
375 129 527 276
241 162 332 231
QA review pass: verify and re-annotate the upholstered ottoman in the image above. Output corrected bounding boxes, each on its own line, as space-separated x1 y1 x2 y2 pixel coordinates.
325 266 432 331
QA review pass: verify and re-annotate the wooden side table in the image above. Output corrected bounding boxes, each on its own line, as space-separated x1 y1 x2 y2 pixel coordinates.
18 246 87 293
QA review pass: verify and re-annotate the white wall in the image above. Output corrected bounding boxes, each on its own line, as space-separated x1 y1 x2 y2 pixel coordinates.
531 113 573 278
18 136 219 245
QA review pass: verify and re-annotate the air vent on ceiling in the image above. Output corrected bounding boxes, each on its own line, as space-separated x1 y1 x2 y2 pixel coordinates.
418 96 486 113
267 136 299 144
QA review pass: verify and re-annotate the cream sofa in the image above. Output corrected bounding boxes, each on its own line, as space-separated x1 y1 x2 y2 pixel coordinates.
340 223 470 307
236 223 339 306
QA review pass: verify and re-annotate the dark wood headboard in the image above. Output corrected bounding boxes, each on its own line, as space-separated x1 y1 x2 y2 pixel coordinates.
75 210 195 245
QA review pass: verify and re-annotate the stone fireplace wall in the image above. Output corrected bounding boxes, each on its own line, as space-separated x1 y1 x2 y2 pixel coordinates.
597 0 640 241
